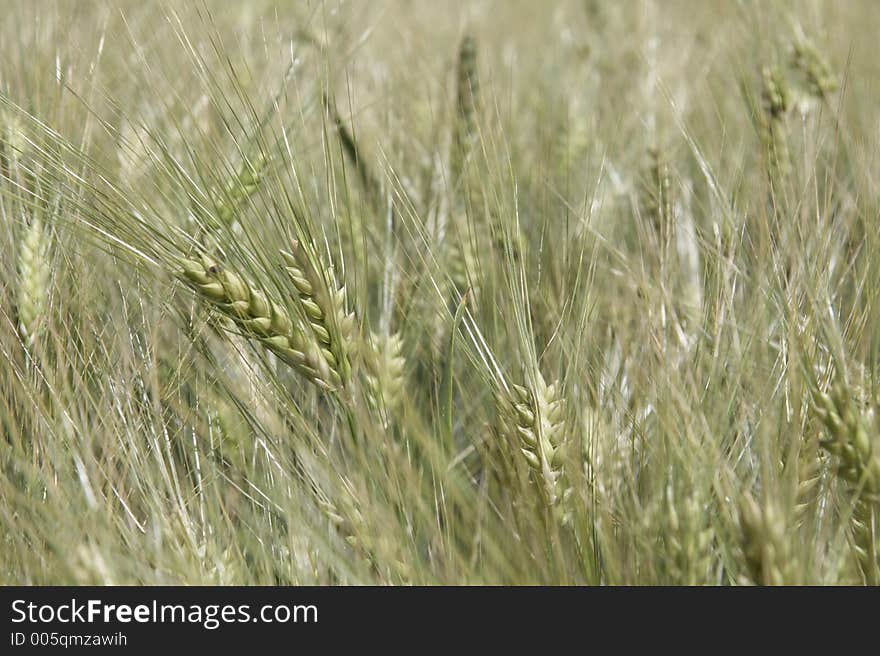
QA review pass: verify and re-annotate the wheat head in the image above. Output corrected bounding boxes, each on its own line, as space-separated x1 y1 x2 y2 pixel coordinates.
791 36 837 100
813 384 880 583
213 151 269 226
737 494 797 585
363 331 406 426
496 373 567 505
281 239 357 386
180 253 342 391
760 64 792 187
18 214 50 345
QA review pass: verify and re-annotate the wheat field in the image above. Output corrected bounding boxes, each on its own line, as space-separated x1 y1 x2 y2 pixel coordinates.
1 0 878 585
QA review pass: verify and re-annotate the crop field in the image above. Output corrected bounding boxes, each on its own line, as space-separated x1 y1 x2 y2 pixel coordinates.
1 1 878 585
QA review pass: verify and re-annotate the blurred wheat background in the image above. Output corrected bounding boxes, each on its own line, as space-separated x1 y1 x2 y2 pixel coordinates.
1 0 879 584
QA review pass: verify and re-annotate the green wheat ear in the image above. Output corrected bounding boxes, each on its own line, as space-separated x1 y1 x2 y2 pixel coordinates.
5 108 49 346
18 214 50 345
281 239 357 386
641 146 673 241
180 254 342 391
363 331 406 426
454 33 479 156
323 93 382 205
737 494 798 585
2 106 28 157
760 64 792 187
213 150 269 226
663 483 715 585
812 384 880 583
791 35 837 100
496 373 567 506
813 386 880 492
445 32 493 307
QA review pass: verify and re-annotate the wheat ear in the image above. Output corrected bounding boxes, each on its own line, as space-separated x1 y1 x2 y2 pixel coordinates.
446 32 483 299
363 331 406 426
2 107 27 159
213 151 268 226
794 429 823 526
447 222 483 296
180 254 341 391
791 36 837 100
737 494 797 585
642 146 674 242
454 33 479 156
318 485 412 582
323 93 382 204
760 65 791 187
18 214 50 344
664 486 715 585
496 373 567 505
281 240 356 386
813 385 880 584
